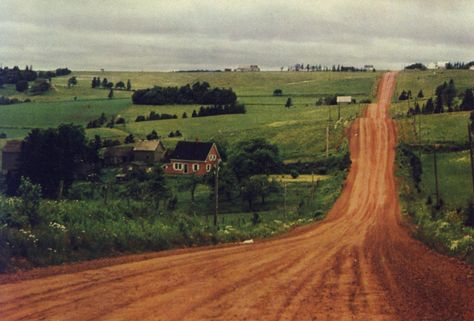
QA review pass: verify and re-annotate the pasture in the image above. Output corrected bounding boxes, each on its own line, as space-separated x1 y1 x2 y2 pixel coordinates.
394 70 474 209
419 151 472 208
395 69 474 101
0 71 380 161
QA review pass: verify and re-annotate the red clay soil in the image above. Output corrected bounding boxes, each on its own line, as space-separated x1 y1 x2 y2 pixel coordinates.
1 72 473 321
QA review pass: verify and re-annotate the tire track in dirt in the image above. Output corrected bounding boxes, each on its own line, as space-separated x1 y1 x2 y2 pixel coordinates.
1 72 473 321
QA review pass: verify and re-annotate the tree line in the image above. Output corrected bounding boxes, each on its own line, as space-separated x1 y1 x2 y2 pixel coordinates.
91 77 132 91
190 104 246 118
86 113 125 129
0 66 71 87
285 64 375 72
131 81 237 105
135 111 178 122
407 80 474 115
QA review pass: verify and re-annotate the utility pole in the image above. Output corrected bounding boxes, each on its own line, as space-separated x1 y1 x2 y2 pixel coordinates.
468 124 474 198
214 163 219 226
326 124 329 158
418 116 422 159
433 146 440 207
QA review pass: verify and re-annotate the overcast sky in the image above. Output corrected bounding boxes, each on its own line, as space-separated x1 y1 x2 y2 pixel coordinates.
1 0 473 71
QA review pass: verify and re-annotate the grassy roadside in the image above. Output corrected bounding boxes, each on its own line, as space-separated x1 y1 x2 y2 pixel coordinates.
0 164 347 272
397 145 474 264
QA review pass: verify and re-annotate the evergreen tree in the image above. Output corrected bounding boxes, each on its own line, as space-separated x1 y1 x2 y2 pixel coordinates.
414 102 421 114
434 95 444 113
108 88 114 99
460 88 474 111
424 98 434 114
285 97 293 108
126 79 132 91
182 112 188 118
146 130 159 140
124 134 135 144
417 89 424 98
446 79 456 108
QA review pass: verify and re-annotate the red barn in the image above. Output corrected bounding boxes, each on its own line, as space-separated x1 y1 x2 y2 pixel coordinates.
163 141 221 176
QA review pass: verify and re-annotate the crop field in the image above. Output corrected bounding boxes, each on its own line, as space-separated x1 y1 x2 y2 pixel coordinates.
0 71 380 161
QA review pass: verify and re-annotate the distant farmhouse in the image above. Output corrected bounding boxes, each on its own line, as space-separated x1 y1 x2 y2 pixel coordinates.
427 62 448 70
103 139 166 166
364 65 375 72
100 139 221 177
235 65 260 72
1 140 21 175
163 141 221 176
470 65 474 71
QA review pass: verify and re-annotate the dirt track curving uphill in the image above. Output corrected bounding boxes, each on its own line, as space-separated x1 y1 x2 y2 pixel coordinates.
1 72 473 321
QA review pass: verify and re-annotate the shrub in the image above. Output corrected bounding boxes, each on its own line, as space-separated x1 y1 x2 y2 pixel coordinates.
16 80 28 92
290 170 299 179
29 80 51 95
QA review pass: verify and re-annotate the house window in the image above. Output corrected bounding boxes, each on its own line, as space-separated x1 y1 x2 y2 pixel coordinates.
206 164 211 172
209 154 216 161
193 164 199 172
173 163 183 170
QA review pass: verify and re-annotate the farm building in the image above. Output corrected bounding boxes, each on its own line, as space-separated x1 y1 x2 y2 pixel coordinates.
235 65 260 72
336 96 352 104
133 140 166 164
103 145 134 166
427 62 448 70
1 140 22 175
364 65 375 72
163 141 221 176
469 65 474 70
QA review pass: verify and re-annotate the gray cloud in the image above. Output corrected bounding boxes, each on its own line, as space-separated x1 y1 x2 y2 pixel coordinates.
0 0 473 70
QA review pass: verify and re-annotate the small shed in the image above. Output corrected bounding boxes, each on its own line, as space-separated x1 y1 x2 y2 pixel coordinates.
103 145 134 166
2 140 22 175
336 96 352 104
133 140 166 163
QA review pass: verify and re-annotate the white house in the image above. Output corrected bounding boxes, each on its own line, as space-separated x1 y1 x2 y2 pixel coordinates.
437 61 448 69
235 65 260 72
469 65 474 70
427 62 448 70
364 65 375 72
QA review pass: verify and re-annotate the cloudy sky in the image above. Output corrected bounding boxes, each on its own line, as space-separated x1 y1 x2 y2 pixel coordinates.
1 0 473 71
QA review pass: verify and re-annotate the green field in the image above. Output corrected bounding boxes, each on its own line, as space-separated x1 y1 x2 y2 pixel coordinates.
394 70 474 209
420 151 472 208
0 71 380 161
395 69 474 102
392 69 474 147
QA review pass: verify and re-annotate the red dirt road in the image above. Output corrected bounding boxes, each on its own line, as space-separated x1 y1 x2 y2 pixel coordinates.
1 72 473 321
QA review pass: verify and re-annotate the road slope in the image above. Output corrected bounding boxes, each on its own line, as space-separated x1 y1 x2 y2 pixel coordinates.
1 72 473 321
